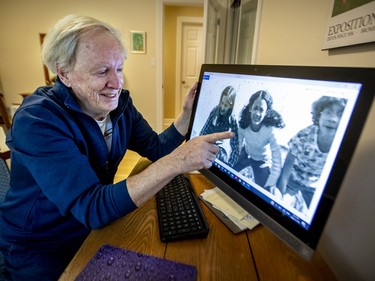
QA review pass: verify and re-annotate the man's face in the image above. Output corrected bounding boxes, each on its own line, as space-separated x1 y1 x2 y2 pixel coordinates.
62 30 125 120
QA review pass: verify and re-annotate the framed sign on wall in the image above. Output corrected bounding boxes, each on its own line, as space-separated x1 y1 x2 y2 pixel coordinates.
322 0 375 50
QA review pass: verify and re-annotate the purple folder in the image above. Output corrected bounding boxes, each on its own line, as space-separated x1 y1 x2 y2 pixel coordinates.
75 244 197 281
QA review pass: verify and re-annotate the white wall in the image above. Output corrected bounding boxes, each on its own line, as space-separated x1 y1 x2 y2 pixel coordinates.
257 1 375 280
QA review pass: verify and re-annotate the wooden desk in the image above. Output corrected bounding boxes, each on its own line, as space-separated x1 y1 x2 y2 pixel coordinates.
60 158 337 281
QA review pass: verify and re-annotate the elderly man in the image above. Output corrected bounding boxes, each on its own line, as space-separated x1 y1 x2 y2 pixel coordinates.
0 14 232 280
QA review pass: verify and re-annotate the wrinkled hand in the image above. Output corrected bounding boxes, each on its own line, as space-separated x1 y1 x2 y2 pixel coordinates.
182 82 198 112
174 83 198 136
171 131 234 173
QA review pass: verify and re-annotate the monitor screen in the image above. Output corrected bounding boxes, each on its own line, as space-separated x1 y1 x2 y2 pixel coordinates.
187 64 374 260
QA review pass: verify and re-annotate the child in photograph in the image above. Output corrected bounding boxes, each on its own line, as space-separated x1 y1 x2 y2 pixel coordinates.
277 96 347 211
200 86 237 163
229 90 285 189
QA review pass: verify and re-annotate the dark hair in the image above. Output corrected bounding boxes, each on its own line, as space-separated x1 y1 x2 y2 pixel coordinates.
311 96 347 125
239 90 285 129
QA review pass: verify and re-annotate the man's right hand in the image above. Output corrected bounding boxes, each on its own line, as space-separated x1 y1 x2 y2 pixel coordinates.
170 131 235 173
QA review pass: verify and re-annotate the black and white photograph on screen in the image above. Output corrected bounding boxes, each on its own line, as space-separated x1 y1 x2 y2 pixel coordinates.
199 85 238 164
190 72 356 220
228 90 285 191
276 96 347 214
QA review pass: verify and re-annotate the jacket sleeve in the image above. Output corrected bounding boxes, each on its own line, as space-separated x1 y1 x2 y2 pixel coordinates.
8 101 137 229
125 98 186 162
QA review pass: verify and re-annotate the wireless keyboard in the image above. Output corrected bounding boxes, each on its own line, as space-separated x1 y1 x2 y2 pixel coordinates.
156 174 209 242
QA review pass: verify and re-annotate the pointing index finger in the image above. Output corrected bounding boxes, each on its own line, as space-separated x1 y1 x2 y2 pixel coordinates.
206 131 234 144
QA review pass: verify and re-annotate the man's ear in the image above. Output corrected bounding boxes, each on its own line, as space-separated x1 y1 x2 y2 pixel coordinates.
56 65 71 87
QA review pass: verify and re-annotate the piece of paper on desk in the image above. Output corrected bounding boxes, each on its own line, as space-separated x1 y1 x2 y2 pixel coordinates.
228 212 260 230
201 187 247 220
201 187 259 231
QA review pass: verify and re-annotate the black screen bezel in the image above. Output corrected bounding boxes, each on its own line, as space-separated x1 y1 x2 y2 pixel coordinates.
187 64 375 249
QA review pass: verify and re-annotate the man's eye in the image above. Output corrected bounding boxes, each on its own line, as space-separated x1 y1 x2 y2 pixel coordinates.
98 69 108 75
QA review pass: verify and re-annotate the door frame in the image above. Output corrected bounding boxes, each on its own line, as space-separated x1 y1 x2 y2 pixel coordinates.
157 0 261 131
157 0 207 132
175 17 203 117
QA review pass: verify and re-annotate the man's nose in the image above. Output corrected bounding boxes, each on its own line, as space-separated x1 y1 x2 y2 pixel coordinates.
108 70 123 89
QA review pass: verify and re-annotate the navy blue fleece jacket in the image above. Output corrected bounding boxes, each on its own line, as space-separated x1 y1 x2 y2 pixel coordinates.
0 78 185 248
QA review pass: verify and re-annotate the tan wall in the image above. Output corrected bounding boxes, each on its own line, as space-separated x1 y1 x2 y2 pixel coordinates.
163 5 203 119
0 0 158 127
257 1 375 280
256 0 374 67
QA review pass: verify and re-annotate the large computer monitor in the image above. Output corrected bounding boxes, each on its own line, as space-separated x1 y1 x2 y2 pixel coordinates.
187 64 374 260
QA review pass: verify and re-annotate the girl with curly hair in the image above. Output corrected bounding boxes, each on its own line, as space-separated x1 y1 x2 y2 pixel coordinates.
229 90 285 189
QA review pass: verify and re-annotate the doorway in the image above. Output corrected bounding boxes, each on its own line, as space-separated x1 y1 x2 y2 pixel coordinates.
175 18 203 116
161 3 204 129
158 0 260 131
